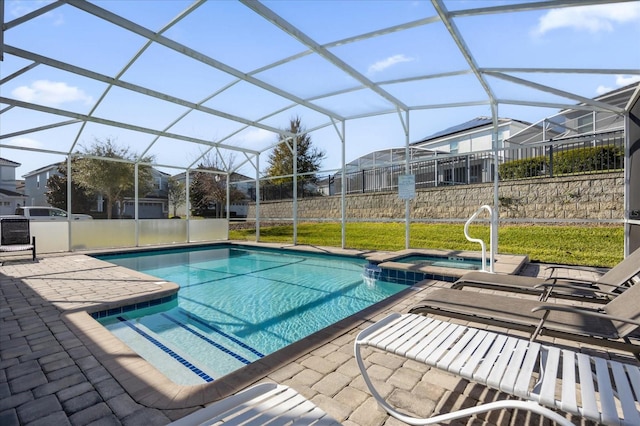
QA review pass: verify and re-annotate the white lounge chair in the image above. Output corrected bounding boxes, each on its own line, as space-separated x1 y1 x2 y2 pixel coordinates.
355 313 640 426
168 382 340 425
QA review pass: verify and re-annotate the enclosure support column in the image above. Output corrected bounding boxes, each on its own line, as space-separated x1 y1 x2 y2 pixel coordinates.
404 110 411 250
625 88 640 255
226 174 230 222
491 104 499 267
134 163 139 247
186 170 190 242
67 156 72 252
341 121 346 249
293 136 298 245
256 154 261 242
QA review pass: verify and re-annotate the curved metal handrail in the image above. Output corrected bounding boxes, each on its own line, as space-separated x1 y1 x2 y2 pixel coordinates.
464 205 493 272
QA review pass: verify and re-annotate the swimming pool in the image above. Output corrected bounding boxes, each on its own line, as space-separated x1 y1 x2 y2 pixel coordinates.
93 246 409 385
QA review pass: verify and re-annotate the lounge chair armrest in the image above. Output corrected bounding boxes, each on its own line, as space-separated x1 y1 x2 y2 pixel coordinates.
531 305 640 328
532 282 616 297
537 277 598 286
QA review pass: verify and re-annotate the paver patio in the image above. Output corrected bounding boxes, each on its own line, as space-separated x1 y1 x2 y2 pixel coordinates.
1 246 635 425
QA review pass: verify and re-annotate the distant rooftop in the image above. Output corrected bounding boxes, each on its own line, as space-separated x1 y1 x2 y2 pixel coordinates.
413 117 527 145
0 158 21 167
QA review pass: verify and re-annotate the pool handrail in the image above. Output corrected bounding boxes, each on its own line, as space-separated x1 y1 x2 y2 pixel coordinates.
464 205 493 272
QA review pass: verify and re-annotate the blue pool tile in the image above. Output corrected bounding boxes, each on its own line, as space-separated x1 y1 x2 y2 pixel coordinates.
117 316 214 383
92 294 178 320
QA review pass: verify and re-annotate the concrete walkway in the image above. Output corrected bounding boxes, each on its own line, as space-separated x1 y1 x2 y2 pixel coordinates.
0 247 633 425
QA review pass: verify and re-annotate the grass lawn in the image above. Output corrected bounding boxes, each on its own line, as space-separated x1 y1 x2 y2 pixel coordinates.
229 222 624 268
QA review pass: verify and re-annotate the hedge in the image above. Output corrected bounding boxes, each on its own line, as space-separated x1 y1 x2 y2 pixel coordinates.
498 145 623 179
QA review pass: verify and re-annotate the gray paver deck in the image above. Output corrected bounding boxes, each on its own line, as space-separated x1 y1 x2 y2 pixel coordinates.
0 245 636 425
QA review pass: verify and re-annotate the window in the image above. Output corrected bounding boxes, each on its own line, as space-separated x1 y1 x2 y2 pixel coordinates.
577 114 593 134
450 141 459 154
470 164 482 183
49 209 67 217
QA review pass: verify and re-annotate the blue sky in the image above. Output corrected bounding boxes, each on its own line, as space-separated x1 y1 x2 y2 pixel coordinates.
1 0 639 179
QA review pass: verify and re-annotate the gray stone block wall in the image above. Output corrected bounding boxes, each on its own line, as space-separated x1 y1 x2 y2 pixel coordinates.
247 172 623 222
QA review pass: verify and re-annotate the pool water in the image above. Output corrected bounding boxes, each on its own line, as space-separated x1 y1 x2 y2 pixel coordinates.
95 246 407 385
392 254 483 270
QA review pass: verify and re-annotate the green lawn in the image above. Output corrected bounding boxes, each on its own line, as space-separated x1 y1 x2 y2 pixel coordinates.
229 222 624 268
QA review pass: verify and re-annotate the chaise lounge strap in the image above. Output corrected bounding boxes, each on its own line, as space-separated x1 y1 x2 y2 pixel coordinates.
0 244 34 252
355 313 640 426
168 383 340 425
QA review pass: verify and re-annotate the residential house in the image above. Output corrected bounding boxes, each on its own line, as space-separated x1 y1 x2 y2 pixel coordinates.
0 158 27 215
172 170 254 218
117 168 170 219
22 163 59 207
325 117 531 195
327 84 635 196
22 161 171 219
507 83 632 145
410 116 532 186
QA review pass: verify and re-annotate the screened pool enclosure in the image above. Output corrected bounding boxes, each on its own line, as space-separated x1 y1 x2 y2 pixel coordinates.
1 0 639 258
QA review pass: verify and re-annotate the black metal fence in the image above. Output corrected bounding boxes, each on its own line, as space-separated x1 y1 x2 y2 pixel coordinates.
242 130 624 201
333 130 624 196
257 178 324 202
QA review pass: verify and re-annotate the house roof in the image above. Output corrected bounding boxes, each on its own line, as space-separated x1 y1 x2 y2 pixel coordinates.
171 170 253 183
0 158 21 167
0 188 25 197
22 162 62 178
412 117 523 145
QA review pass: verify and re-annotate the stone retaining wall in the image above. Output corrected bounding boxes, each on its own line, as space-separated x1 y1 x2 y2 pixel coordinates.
247 172 623 222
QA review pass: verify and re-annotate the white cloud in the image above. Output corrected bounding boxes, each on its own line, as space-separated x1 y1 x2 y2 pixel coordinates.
10 1 64 25
242 128 274 145
596 85 614 95
12 80 93 106
615 74 640 86
367 54 414 75
5 137 44 149
10 0 42 17
595 75 640 95
533 3 640 36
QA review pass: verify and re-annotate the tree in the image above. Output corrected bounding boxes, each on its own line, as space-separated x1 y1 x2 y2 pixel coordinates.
73 138 154 219
265 116 325 185
167 177 186 218
46 159 95 213
189 152 245 218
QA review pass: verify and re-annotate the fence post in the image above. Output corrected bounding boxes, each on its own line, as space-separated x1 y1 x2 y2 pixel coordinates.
465 155 470 184
548 145 554 177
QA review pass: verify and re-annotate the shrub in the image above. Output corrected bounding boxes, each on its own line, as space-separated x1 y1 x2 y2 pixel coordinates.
499 145 623 179
553 145 623 174
498 157 546 179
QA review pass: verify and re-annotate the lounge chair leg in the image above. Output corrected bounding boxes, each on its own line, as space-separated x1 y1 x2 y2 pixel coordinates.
531 311 550 341
623 336 640 362
354 318 573 426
